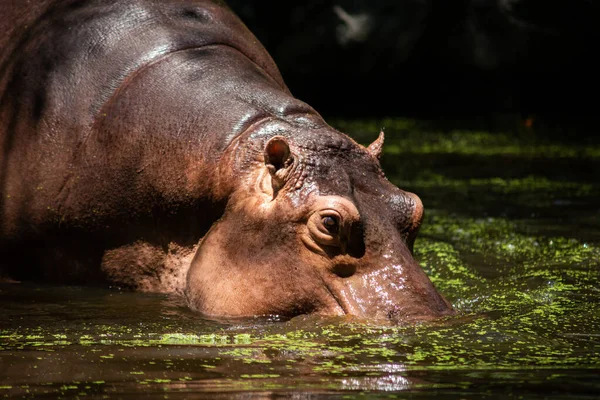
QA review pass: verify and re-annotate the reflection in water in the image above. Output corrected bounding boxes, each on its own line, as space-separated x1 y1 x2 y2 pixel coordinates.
1 122 600 398
340 375 412 391
339 365 414 392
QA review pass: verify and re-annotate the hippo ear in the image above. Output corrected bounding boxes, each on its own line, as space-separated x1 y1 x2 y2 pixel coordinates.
264 136 292 193
367 130 384 159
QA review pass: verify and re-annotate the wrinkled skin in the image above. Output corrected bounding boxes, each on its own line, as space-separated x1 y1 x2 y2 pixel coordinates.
0 0 453 323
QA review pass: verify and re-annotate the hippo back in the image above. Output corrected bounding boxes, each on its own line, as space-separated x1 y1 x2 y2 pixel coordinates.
0 0 288 120
0 0 316 281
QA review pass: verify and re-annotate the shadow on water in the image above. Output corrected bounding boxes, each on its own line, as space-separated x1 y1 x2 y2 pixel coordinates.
1 118 599 398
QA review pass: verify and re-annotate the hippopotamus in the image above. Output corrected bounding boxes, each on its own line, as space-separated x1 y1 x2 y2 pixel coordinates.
0 0 453 323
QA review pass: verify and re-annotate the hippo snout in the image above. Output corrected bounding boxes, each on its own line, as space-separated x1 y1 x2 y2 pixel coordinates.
321 255 455 323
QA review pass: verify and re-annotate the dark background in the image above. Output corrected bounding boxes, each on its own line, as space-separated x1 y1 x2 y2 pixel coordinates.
227 0 600 135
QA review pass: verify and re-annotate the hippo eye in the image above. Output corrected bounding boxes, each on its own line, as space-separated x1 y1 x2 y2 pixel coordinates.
322 216 339 233
304 199 360 255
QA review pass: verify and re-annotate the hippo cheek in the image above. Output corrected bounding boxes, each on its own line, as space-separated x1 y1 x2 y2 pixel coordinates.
184 219 346 318
321 248 454 324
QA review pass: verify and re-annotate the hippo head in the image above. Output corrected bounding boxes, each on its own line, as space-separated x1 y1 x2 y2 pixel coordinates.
185 117 453 324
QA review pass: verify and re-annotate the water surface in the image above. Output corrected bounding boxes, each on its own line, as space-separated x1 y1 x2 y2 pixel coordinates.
2 119 599 398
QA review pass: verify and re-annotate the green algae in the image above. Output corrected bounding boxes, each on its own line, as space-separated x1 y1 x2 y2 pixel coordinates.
418 212 600 268
397 175 597 197
383 134 600 159
2 297 597 373
1 119 599 398
330 118 600 159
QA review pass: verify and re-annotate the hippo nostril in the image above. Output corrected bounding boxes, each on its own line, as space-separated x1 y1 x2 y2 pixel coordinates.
387 307 401 321
332 264 356 278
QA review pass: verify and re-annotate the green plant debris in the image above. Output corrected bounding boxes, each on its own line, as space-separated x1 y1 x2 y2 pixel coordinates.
397 176 597 197
329 118 600 159
1 120 599 397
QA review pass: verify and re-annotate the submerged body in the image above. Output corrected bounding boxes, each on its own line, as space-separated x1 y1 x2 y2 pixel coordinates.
0 0 453 323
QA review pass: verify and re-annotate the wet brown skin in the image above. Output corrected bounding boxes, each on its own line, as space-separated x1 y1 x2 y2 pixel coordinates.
0 0 453 323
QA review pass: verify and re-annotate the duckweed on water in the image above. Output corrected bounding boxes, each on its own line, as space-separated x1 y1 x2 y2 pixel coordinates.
330 118 600 159
384 135 600 158
397 175 597 197
419 212 600 272
1 120 599 397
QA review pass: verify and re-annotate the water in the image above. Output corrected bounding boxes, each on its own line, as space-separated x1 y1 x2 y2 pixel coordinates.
2 118 599 398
